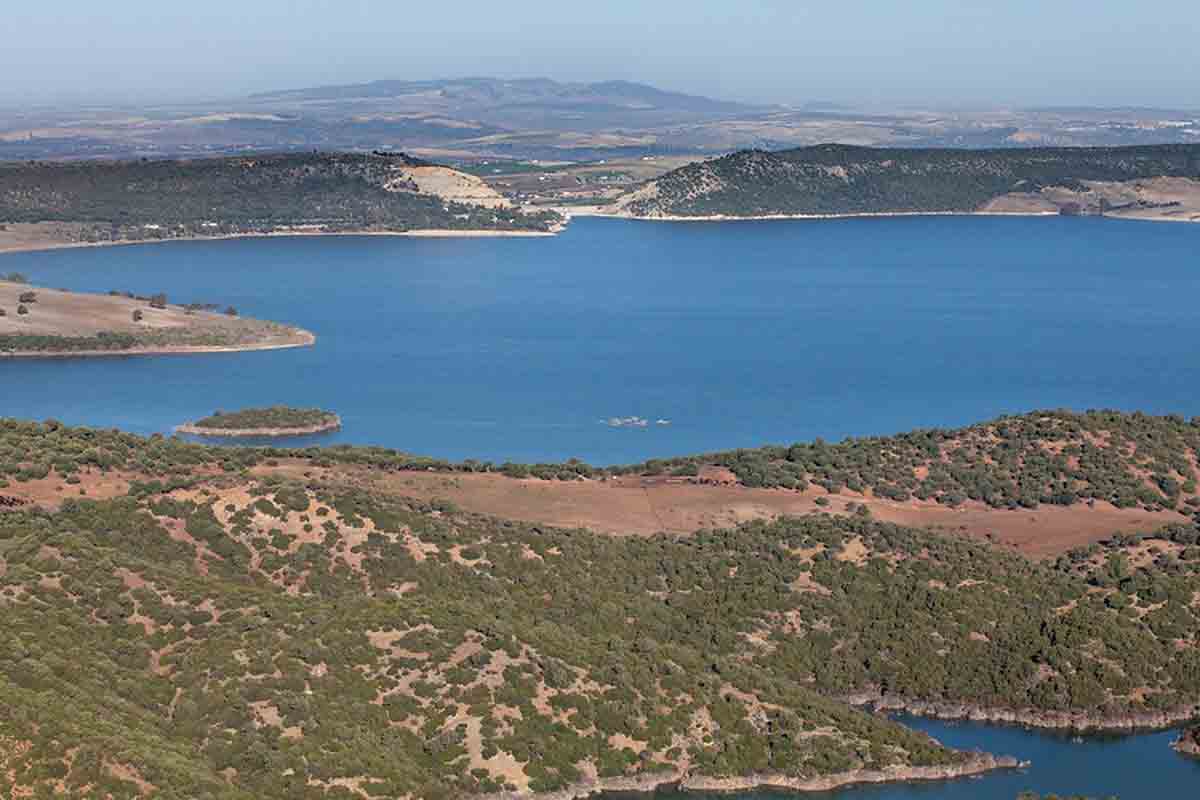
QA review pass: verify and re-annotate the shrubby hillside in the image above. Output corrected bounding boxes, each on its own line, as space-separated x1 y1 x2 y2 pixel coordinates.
618 143 1200 217
0 417 1198 798
4 409 1200 513
0 487 965 799
629 409 1200 513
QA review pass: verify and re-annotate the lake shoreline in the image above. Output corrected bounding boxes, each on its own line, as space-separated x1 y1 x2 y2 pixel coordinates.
482 753 1024 800
0 226 559 256
5 208 1197 257
847 690 1200 734
562 207 1200 224
0 329 315 359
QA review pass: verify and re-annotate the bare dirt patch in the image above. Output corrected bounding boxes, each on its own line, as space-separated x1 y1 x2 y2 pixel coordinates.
253 462 1184 558
388 165 511 209
0 467 140 509
104 761 156 796
985 177 1200 222
835 536 869 565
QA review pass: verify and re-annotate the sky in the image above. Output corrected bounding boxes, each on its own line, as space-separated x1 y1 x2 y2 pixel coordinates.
5 0 1199 109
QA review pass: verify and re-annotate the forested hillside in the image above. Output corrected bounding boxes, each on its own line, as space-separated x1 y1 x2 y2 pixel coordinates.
0 152 559 243
618 143 1200 217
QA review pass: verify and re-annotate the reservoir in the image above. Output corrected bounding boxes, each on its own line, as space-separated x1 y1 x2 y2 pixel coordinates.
3 216 1200 465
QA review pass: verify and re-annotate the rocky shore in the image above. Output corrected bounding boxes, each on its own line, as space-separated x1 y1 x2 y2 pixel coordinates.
1175 726 1200 757
846 689 1200 732
481 753 1023 799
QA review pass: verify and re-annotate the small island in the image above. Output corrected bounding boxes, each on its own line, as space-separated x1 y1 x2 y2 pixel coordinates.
176 405 341 437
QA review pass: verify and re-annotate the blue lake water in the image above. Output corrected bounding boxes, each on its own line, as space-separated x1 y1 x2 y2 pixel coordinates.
2 215 1199 795
3 216 1200 465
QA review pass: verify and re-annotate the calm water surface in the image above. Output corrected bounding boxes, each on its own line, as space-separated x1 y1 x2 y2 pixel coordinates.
2 216 1199 794
3 216 1199 464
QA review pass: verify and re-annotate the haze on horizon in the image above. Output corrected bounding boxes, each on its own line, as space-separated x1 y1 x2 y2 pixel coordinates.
5 0 1200 110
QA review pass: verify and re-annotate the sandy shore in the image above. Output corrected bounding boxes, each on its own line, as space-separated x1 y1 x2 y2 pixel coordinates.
0 226 559 256
175 413 341 438
5 207 1192 256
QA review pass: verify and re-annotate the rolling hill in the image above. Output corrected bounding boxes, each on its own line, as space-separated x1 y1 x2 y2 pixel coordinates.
613 143 1200 220
0 152 559 248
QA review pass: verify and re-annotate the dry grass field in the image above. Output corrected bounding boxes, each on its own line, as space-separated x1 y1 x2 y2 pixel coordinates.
0 280 313 354
244 462 1185 559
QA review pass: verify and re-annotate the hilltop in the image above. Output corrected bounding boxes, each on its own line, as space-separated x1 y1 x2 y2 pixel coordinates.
1 414 1198 798
0 152 559 252
611 143 1200 221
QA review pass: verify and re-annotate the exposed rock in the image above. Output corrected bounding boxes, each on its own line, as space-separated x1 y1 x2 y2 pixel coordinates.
1175 726 1200 757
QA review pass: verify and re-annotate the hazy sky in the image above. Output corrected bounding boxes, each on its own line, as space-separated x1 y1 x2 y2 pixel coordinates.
6 1 1199 108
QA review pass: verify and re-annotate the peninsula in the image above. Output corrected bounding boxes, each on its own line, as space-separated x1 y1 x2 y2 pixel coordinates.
0 151 561 253
0 410 1197 799
177 406 341 437
606 143 1200 222
0 279 312 356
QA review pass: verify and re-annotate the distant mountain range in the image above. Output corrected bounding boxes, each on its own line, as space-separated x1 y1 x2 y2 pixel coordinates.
251 76 759 115
2 77 1198 163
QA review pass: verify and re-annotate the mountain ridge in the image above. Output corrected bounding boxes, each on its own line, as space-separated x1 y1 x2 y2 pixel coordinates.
250 76 758 114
